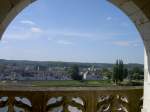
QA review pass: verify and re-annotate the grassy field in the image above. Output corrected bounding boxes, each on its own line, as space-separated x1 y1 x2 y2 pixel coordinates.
0 80 143 87
31 80 113 87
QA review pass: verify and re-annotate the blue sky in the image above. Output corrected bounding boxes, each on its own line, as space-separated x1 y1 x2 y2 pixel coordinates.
0 0 144 64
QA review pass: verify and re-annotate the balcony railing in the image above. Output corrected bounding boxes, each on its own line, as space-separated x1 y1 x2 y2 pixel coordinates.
0 86 143 112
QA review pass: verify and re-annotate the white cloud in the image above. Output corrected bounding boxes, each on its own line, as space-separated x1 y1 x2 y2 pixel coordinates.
0 40 8 44
47 37 53 41
106 17 112 21
60 31 93 38
121 22 129 27
113 40 130 47
133 44 138 47
20 20 35 25
45 29 93 38
57 40 73 45
30 27 43 33
3 26 44 40
3 24 140 46
112 40 141 47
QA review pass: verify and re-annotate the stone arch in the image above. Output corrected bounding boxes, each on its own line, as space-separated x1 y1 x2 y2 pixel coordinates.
109 1 150 111
0 0 150 111
109 0 150 52
0 0 36 40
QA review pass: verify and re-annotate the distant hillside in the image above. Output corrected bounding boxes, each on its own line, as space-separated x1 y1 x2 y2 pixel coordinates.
0 59 144 69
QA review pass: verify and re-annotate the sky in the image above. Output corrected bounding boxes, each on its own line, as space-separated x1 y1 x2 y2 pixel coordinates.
0 0 144 64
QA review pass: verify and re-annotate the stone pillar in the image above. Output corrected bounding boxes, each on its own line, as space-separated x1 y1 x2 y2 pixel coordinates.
143 47 150 112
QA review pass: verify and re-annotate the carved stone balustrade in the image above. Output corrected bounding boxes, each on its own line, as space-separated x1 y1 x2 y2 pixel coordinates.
0 86 143 112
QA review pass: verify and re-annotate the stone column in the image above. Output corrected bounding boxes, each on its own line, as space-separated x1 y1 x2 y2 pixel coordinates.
143 46 150 112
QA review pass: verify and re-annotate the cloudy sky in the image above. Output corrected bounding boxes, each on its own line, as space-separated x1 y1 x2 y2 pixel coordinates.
0 0 144 64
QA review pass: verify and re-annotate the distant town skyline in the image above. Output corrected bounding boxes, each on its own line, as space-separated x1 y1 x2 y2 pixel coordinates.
0 0 144 64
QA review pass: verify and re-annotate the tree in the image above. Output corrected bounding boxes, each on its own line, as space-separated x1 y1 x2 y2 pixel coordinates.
101 68 112 80
118 60 124 82
113 60 119 84
70 65 82 80
130 67 144 80
131 67 143 75
113 60 127 84
123 68 128 79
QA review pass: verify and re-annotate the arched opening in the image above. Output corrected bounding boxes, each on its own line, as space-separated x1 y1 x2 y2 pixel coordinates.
0 0 144 81
0 0 149 111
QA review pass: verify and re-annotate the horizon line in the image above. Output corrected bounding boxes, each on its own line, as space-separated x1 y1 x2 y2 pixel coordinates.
0 58 144 65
